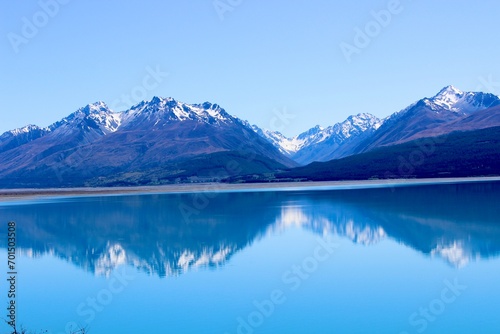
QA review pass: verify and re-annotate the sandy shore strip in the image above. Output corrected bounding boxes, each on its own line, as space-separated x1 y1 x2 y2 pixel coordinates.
1 176 500 202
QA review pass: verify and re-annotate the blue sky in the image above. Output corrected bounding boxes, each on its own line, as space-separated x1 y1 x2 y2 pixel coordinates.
1 0 499 137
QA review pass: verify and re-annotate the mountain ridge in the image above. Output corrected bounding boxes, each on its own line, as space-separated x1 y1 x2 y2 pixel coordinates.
271 126 500 182
0 97 296 188
2 85 500 188
251 85 500 164
357 85 500 153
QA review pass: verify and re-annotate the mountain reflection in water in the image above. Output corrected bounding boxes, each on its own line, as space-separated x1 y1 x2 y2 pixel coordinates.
1 181 499 276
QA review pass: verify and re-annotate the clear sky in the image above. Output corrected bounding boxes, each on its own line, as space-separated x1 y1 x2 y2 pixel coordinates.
1 0 499 137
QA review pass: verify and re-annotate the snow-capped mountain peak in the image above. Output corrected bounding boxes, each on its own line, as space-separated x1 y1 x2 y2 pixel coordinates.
81 101 111 114
252 113 382 162
252 126 298 155
4 124 46 137
436 85 463 97
150 96 166 104
337 113 383 138
297 125 324 140
47 101 121 135
423 85 500 113
0 124 52 152
193 102 231 121
121 97 235 129
427 85 465 111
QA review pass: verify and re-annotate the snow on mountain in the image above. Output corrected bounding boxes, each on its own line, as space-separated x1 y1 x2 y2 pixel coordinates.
0 124 52 154
250 126 300 155
291 125 330 152
1 102 120 140
0 96 299 187
253 113 382 164
121 97 236 129
0 91 414 166
4 85 498 172
348 86 500 153
3 124 48 137
49 101 121 135
423 85 500 113
3 97 239 142
362 86 500 140
253 85 499 165
326 113 383 142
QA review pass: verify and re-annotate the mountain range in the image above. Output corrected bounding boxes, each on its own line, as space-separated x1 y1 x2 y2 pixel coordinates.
0 98 295 187
1 85 500 187
253 85 500 162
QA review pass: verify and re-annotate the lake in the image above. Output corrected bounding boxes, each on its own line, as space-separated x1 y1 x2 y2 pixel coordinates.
1 180 500 334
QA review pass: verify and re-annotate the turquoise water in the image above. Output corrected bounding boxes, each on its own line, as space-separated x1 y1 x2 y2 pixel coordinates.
1 181 500 333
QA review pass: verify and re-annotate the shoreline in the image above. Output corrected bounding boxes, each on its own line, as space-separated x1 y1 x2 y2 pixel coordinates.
1 176 500 203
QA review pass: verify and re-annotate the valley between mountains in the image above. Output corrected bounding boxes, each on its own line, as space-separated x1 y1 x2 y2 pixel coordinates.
1 85 500 188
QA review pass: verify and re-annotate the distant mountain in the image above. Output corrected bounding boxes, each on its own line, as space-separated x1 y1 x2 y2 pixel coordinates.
291 113 383 164
253 113 383 165
425 85 499 112
250 125 300 156
253 86 500 165
0 102 121 153
0 98 296 188
358 85 500 152
0 124 51 154
2 86 500 188
396 104 500 142
273 126 500 182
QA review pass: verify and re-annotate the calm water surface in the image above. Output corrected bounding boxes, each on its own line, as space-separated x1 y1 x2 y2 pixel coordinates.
1 181 500 333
